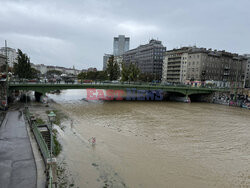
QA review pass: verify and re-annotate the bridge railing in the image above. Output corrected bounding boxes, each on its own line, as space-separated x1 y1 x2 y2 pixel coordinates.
9 80 231 89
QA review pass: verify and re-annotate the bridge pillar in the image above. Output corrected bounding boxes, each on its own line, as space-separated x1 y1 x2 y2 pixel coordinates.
34 91 43 102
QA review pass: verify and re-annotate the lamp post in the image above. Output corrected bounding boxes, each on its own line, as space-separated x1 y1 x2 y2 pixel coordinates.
48 111 56 160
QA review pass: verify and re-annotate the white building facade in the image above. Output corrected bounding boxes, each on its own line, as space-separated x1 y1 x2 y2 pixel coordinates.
103 54 112 71
0 47 17 67
162 47 189 83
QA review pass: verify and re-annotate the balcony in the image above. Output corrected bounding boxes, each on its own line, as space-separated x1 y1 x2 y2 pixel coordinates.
167 63 181 68
167 75 180 79
167 67 181 71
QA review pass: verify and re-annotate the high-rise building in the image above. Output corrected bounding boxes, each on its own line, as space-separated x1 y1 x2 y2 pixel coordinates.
0 47 17 67
244 54 250 88
113 35 130 56
162 47 247 88
123 39 166 80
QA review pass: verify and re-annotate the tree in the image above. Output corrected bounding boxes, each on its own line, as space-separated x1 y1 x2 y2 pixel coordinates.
121 63 129 81
138 73 154 82
13 49 35 79
31 68 41 79
128 63 140 81
0 64 12 73
86 71 98 80
121 63 140 82
77 71 108 81
106 55 120 81
96 71 108 81
78 72 87 80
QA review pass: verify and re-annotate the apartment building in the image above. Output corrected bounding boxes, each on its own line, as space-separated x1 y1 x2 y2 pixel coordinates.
162 47 189 83
162 47 247 87
243 54 250 88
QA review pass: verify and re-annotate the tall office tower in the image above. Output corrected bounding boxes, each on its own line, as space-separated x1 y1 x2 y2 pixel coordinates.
123 39 166 81
113 35 130 56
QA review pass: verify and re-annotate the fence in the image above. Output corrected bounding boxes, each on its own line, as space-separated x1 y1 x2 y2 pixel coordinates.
24 108 55 188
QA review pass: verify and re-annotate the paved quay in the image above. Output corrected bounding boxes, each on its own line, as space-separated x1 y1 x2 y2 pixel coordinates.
0 111 36 188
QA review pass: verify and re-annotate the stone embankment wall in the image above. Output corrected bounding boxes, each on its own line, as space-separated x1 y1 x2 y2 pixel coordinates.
197 89 250 109
0 81 7 110
193 91 230 105
0 112 6 126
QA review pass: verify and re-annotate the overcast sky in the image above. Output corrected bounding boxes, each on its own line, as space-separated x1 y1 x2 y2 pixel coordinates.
0 0 249 70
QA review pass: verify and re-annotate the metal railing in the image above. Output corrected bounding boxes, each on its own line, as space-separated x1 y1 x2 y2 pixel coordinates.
9 79 232 88
32 121 50 163
24 108 54 188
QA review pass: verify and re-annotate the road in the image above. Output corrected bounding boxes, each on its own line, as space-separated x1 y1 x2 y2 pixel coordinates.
0 111 36 188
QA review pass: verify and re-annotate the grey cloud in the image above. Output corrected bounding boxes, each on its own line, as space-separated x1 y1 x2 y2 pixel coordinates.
0 0 249 70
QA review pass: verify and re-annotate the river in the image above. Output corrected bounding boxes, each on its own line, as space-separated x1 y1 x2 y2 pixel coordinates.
48 89 250 188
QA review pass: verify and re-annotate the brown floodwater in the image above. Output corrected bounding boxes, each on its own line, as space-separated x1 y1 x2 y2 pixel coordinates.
49 90 250 188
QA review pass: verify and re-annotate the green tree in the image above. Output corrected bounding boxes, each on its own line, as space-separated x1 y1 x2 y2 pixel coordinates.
78 71 107 81
121 63 140 82
0 64 12 73
86 71 98 80
128 63 140 81
78 72 87 80
121 63 129 81
13 49 35 79
96 71 108 80
138 73 155 82
106 55 120 81
31 68 41 79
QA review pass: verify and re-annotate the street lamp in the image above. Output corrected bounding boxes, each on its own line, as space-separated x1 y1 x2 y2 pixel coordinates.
48 111 56 159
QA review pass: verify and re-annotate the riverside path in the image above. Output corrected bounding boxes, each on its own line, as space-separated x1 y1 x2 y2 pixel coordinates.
0 111 36 188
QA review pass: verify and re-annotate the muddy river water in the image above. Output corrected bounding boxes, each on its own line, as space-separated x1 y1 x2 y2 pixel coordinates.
48 89 250 188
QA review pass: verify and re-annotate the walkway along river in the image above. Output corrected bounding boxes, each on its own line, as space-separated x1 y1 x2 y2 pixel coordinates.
48 89 250 188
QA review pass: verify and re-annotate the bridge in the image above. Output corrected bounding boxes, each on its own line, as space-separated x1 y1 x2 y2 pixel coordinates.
9 82 229 99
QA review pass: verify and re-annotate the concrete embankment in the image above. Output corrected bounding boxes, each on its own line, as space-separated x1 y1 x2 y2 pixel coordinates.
0 111 6 126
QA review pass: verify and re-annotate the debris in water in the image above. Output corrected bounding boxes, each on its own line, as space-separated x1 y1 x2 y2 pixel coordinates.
92 163 98 167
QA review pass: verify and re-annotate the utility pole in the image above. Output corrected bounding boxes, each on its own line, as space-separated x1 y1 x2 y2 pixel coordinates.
5 40 8 109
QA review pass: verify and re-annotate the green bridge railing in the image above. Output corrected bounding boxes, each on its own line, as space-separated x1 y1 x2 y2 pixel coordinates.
24 107 55 188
